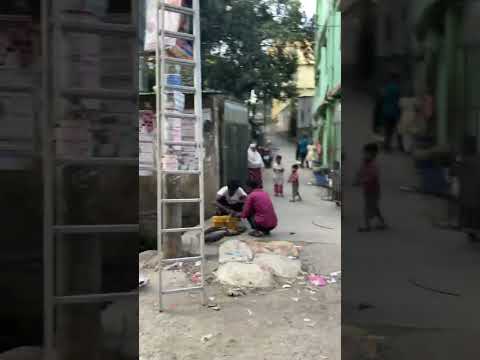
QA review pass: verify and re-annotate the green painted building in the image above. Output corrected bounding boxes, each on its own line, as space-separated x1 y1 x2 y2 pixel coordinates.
312 0 342 170
412 0 480 153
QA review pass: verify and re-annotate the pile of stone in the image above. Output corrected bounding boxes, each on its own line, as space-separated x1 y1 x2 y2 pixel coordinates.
215 239 302 289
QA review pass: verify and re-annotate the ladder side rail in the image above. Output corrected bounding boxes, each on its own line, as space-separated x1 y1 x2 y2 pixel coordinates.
156 0 167 312
42 0 55 356
192 0 207 306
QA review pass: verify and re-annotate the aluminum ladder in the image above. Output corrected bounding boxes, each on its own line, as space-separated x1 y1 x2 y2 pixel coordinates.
155 0 206 311
41 0 138 357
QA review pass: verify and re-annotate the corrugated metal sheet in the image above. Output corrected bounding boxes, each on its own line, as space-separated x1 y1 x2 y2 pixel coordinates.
221 100 250 185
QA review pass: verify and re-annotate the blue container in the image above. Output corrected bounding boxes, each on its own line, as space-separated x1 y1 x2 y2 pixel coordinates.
314 172 329 187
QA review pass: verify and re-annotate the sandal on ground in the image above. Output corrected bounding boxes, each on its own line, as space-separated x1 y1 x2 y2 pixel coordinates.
249 230 264 237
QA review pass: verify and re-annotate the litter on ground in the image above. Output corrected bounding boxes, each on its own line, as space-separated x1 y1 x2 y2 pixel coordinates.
307 274 328 287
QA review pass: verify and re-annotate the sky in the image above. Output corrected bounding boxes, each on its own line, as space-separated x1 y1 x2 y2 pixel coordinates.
301 0 316 18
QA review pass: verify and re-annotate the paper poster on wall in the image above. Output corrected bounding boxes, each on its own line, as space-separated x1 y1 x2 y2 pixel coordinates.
139 110 156 176
162 114 198 171
144 0 193 61
144 0 180 52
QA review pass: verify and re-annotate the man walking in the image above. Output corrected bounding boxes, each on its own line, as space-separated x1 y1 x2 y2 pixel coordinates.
382 72 402 152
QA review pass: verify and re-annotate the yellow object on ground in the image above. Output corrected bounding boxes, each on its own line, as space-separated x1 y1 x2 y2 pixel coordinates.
213 215 239 231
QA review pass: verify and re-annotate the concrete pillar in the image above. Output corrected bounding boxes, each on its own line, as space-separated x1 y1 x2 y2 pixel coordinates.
323 108 331 168
437 7 457 146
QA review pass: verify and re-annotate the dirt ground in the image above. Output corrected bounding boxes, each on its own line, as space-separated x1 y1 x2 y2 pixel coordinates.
139 244 340 360
140 133 341 360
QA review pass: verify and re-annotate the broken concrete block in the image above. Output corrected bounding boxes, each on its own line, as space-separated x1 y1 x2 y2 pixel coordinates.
216 262 274 288
182 230 201 255
139 250 158 270
254 253 301 279
219 239 253 264
245 240 300 258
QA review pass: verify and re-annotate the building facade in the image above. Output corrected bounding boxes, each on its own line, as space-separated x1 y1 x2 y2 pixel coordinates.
406 0 480 154
271 42 315 137
312 0 342 169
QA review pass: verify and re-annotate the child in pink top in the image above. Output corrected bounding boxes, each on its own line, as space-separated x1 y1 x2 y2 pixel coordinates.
288 164 302 202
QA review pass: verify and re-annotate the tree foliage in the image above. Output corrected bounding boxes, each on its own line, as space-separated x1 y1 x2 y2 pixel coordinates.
200 0 314 102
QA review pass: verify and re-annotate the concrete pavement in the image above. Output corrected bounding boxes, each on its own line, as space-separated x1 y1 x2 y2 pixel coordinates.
263 132 340 249
342 86 480 358
139 131 341 360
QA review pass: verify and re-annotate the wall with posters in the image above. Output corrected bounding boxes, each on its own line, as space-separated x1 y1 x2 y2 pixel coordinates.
0 14 36 170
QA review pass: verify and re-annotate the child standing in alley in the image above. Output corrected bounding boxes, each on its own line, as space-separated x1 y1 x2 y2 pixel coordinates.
288 164 302 202
355 143 387 231
272 155 285 197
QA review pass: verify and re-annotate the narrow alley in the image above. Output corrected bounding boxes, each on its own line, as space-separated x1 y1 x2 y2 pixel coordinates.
342 86 480 359
139 132 341 360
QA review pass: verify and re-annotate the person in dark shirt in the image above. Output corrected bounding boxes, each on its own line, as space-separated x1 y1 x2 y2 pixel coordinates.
382 72 402 152
297 135 309 168
355 143 387 232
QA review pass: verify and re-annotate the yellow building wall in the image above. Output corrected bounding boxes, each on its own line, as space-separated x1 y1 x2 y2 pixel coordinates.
271 46 315 121
272 71 314 120
297 64 315 95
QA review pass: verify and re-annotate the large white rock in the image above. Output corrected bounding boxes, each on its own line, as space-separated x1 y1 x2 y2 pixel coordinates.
102 300 139 358
219 239 253 264
216 262 274 288
254 253 301 279
181 230 201 255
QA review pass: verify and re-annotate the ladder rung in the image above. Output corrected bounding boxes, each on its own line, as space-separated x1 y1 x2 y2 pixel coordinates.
0 15 32 23
54 224 139 234
163 4 195 16
165 84 196 93
56 19 136 35
55 291 137 304
163 170 201 175
56 157 137 166
0 85 33 93
163 56 195 66
162 286 203 295
163 111 196 119
162 30 195 41
62 87 137 100
161 255 202 264
161 198 201 204
139 51 196 66
164 141 197 146
161 226 202 233
138 49 154 56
